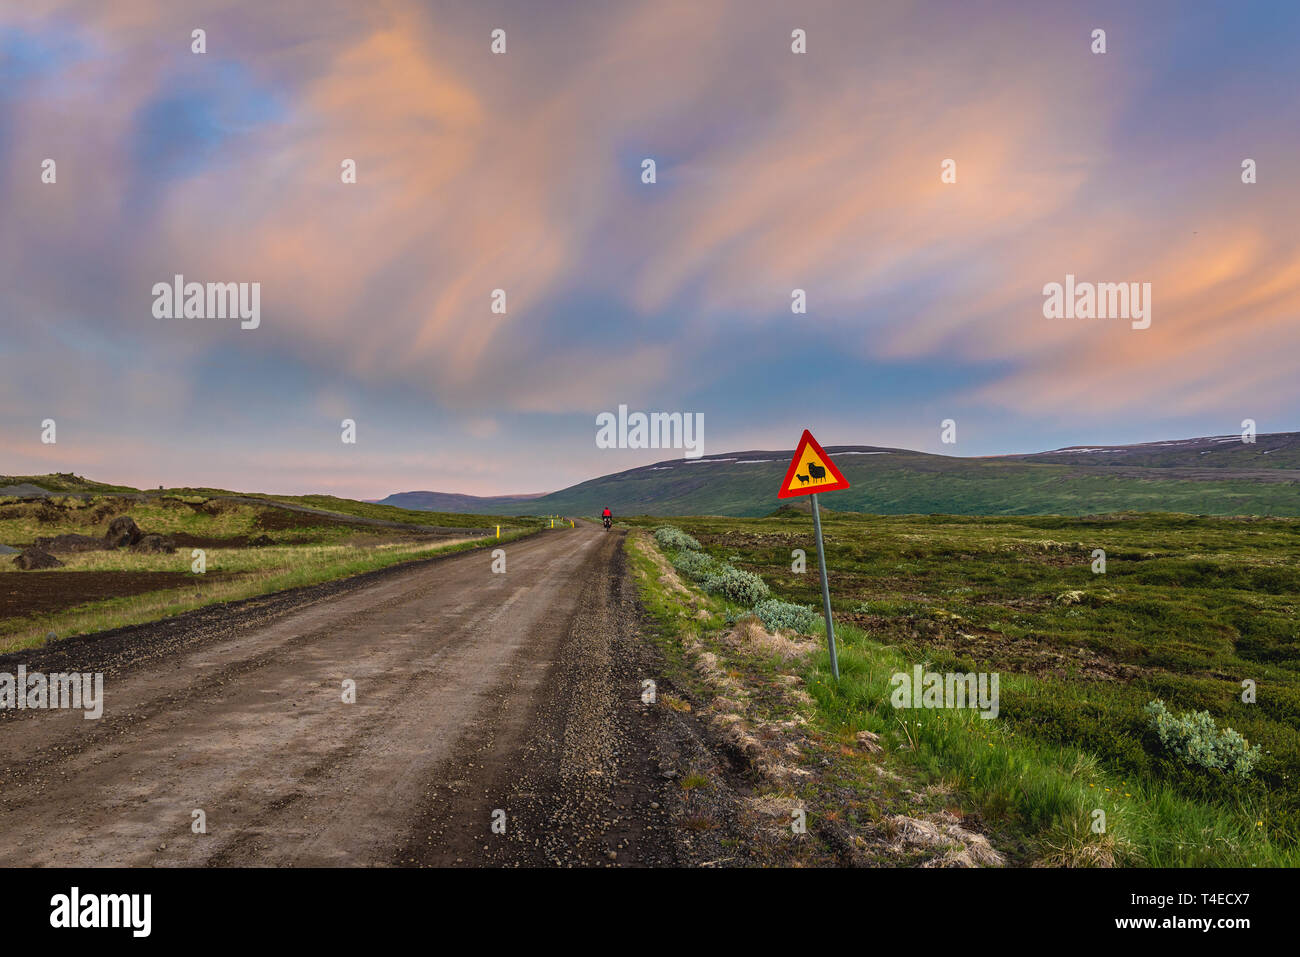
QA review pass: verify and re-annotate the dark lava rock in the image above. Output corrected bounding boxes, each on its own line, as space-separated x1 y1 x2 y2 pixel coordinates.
105 516 143 548
131 534 176 554
34 533 106 553
14 548 63 570
249 534 275 547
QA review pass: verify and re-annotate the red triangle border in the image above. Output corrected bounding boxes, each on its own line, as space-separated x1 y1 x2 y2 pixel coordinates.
777 429 851 499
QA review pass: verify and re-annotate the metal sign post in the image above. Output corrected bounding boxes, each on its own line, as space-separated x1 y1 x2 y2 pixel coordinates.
777 429 849 682
810 493 840 680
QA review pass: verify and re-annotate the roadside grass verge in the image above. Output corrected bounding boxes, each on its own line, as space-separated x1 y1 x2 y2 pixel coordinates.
5 538 470 575
0 529 537 655
803 622 1291 866
625 532 729 694
628 522 1299 866
628 513 1300 848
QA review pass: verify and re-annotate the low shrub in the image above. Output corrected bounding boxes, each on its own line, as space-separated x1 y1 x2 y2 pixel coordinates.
654 526 701 552
1145 700 1261 777
752 598 818 633
671 549 719 582
653 523 769 612
702 565 770 607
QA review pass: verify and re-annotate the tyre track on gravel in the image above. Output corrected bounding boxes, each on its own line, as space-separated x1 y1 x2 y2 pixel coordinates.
0 528 612 866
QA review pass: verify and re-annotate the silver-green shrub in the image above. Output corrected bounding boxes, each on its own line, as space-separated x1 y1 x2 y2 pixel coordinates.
1144 700 1261 777
652 524 775 618
654 526 701 552
702 565 770 607
671 549 719 582
752 598 818 633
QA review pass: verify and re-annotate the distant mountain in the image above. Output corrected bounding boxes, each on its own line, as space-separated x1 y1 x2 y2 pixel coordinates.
1005 433 1300 470
380 433 1300 518
374 490 548 512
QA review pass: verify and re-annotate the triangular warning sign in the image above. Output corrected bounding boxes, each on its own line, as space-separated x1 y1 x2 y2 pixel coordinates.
778 430 851 498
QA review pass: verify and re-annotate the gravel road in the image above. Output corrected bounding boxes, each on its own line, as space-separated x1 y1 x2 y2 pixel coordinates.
0 524 751 867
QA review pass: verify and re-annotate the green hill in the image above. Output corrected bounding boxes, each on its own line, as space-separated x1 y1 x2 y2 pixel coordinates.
379 433 1300 518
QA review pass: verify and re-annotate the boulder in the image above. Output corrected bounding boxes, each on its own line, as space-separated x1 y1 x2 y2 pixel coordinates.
35 533 106 553
14 548 63 570
104 515 143 548
131 534 176 554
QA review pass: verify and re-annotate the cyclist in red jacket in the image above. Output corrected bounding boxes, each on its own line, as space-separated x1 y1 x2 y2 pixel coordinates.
601 506 612 529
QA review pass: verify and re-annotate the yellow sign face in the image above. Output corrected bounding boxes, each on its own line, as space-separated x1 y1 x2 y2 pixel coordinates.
778 430 851 498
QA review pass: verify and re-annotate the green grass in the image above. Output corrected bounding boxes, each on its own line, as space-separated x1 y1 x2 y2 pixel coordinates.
0 483 554 653
1 530 538 654
0 473 136 494
0 492 545 549
236 493 537 530
627 512 1300 866
0 496 269 545
802 623 1289 866
0 475 549 532
14 443 1300 521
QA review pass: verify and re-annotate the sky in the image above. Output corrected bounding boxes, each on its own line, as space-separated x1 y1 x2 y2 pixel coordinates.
2 0 1298 498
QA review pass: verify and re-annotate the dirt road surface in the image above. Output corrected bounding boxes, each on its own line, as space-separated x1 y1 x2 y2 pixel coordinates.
0 525 753 867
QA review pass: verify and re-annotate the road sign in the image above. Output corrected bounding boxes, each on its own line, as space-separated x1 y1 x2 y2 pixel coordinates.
778 429 850 498
777 429 848 680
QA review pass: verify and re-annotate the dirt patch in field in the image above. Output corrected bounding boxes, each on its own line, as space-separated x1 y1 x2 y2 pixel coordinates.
167 532 257 549
167 530 407 549
0 570 212 618
33 533 107 552
252 508 341 531
248 505 476 542
696 531 806 550
855 614 1143 682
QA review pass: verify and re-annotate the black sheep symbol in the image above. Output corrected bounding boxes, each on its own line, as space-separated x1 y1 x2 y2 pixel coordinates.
807 461 827 482
797 473 810 485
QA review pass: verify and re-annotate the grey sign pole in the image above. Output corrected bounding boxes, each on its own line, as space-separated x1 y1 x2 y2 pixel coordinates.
810 492 840 680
